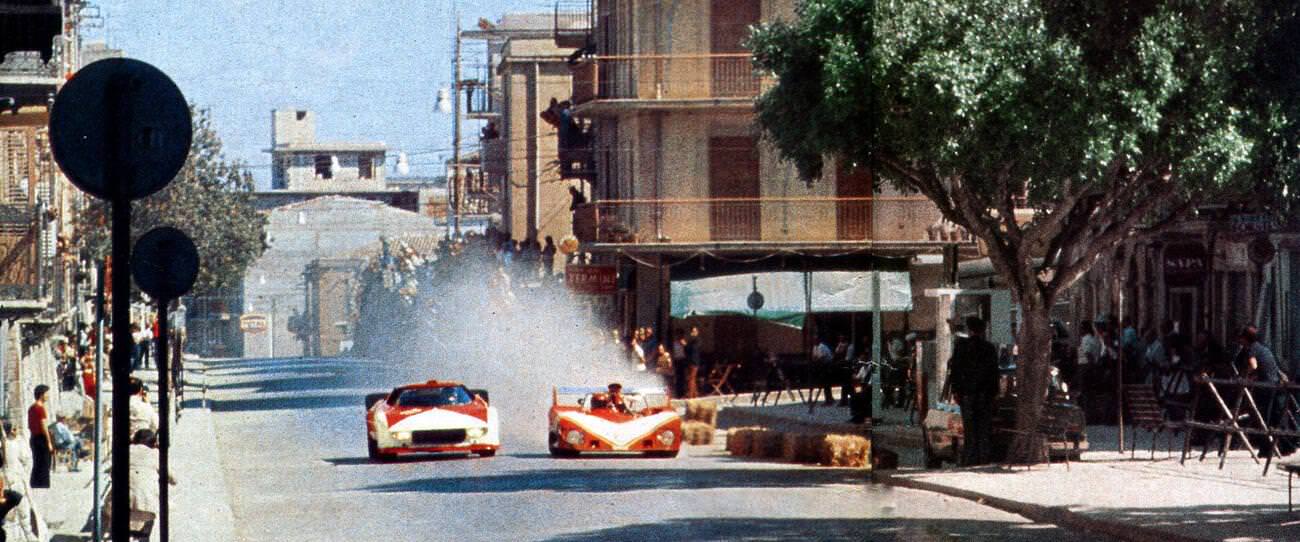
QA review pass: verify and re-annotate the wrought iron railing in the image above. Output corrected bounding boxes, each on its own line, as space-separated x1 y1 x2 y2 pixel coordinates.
574 197 951 244
572 53 771 104
554 0 593 45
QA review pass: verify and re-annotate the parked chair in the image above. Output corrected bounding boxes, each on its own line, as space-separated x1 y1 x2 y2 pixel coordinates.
1125 384 1180 459
1000 398 1082 470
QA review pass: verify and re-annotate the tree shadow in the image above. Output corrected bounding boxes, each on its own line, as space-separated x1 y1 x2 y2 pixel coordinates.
362 466 868 495
1072 503 1299 542
541 517 1082 541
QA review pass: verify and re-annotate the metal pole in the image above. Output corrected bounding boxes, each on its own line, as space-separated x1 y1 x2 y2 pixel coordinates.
110 197 131 542
871 269 883 418
156 298 171 542
93 261 104 542
452 19 462 239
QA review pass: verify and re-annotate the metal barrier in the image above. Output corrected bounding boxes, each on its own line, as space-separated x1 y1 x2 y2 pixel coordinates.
1180 377 1300 475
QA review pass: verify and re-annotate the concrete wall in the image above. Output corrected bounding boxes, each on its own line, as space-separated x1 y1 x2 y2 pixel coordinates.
242 196 441 358
500 36 580 255
275 151 387 191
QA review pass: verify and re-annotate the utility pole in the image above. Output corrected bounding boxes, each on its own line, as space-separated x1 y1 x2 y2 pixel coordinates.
452 18 463 239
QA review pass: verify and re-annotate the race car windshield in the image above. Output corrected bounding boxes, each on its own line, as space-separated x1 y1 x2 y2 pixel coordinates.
396 386 473 407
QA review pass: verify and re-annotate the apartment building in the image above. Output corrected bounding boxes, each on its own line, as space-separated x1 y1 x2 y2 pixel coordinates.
0 0 90 420
553 1 973 364
462 13 582 261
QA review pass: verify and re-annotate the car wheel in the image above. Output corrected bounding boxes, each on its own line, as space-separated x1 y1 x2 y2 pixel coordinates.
368 437 395 462
548 445 578 458
476 449 497 457
645 449 679 458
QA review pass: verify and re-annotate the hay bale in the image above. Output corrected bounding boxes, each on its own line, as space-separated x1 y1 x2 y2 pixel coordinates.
682 421 715 445
684 400 718 426
726 427 763 456
752 430 786 458
781 433 823 463
818 434 872 468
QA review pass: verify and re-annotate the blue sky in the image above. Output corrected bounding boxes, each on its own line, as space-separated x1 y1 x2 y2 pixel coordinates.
90 0 558 189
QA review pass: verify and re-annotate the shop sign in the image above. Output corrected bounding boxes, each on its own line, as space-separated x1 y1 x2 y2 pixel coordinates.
1163 243 1207 285
565 265 617 295
240 314 269 333
1230 213 1276 233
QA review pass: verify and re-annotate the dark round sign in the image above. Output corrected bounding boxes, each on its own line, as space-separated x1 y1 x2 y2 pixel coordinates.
49 58 192 201
747 291 765 312
1249 236 1276 266
131 227 199 300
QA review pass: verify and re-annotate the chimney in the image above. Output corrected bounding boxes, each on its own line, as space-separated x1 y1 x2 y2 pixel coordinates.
272 109 316 147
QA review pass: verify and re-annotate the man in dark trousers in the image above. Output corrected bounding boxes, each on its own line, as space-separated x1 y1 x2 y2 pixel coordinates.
948 316 1000 466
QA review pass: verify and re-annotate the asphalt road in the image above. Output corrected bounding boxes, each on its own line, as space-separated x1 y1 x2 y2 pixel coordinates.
203 357 1086 542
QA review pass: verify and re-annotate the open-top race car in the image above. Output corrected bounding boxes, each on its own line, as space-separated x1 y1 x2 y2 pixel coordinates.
548 384 682 458
365 380 499 461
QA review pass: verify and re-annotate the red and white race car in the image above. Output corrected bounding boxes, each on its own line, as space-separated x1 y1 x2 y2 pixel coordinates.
548 385 682 458
365 380 500 461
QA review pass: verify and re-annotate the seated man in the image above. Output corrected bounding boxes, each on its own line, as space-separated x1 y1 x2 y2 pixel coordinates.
50 415 84 471
607 383 631 414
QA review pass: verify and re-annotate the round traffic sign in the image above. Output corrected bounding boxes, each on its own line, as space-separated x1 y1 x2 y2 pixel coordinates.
131 227 200 300
49 58 192 201
747 291 765 312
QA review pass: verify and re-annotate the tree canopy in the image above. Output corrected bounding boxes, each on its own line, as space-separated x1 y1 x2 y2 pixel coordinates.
81 108 267 296
752 0 1300 300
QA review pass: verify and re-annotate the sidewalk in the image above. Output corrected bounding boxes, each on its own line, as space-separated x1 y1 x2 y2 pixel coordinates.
44 358 237 542
709 394 1299 541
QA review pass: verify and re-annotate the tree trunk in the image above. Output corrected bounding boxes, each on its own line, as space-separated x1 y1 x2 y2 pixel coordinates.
1009 291 1055 463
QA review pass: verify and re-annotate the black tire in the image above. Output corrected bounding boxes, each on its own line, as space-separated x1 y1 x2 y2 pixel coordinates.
476 449 497 457
548 446 579 458
645 449 680 458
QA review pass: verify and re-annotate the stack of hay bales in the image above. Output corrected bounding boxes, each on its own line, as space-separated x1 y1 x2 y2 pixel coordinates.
682 399 719 445
728 429 872 469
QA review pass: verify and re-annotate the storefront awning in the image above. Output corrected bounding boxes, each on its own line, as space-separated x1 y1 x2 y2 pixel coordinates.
670 271 913 326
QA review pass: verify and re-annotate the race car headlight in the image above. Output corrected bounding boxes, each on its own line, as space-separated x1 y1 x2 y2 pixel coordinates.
467 427 487 439
391 431 411 441
657 430 676 446
564 429 584 446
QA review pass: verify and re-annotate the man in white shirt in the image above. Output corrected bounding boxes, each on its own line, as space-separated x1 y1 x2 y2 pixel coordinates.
127 378 159 437
1075 320 1101 409
813 338 836 405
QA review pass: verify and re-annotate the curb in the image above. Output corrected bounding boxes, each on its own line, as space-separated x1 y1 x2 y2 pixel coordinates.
874 471 1212 542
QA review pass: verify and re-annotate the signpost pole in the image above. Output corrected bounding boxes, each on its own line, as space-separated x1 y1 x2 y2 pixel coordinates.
156 298 171 542
109 197 131 542
92 261 104 542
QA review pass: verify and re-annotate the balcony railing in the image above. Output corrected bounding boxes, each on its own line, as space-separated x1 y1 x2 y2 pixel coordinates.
0 204 43 302
553 0 593 48
574 197 955 245
571 53 771 105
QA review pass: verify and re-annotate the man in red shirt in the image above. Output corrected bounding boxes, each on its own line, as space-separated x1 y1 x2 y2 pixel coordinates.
27 385 52 488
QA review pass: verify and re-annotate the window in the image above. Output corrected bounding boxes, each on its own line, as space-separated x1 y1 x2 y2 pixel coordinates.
314 154 332 179
358 154 373 179
396 387 472 407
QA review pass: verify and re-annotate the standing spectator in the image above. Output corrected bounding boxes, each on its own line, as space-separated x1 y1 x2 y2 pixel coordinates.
671 335 688 398
812 336 835 405
568 185 587 212
641 327 658 366
1236 326 1294 456
129 323 143 372
1075 321 1100 412
653 343 673 387
0 421 40 542
832 335 853 407
684 327 703 399
541 236 558 277
947 316 1000 466
140 321 155 370
25 386 51 489
629 330 647 371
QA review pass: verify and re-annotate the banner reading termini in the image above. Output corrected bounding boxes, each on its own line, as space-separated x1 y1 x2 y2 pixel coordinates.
565 264 617 295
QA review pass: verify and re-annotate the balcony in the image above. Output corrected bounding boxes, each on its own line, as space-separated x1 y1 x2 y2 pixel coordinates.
0 204 43 306
570 53 771 115
463 68 499 119
574 197 959 248
553 0 593 49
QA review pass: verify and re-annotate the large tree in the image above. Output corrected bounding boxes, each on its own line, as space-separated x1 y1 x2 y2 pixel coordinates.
81 108 267 296
751 0 1300 458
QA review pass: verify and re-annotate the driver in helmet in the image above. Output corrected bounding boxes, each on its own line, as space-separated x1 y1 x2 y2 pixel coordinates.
607 383 631 414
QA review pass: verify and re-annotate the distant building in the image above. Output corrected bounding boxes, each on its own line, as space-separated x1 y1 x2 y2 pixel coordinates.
268 109 387 191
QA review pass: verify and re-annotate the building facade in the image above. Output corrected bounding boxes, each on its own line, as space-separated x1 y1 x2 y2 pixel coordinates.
269 109 387 191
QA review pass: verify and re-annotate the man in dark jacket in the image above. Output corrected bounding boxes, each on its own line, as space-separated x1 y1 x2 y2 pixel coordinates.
948 316 1000 466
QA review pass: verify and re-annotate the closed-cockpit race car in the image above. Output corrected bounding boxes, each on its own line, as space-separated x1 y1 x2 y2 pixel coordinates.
365 380 500 461
548 385 681 458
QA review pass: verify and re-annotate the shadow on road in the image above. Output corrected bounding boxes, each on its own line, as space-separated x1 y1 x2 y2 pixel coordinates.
1070 503 1298 542
542 517 1078 541
362 466 868 494
322 454 478 466
209 393 362 412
